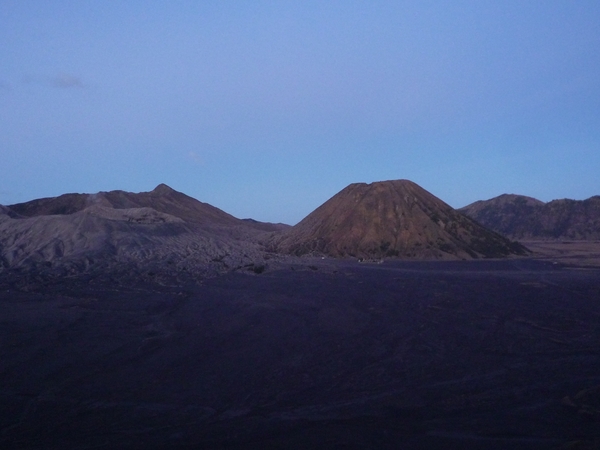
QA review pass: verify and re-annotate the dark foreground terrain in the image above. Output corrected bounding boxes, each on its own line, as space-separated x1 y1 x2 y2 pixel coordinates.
1 258 599 449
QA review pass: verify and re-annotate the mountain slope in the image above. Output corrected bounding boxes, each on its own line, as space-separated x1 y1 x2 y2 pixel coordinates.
0 185 272 272
7 184 241 227
460 194 600 240
277 180 527 259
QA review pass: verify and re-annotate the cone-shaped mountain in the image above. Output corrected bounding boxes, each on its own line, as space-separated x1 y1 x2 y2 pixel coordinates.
278 180 527 259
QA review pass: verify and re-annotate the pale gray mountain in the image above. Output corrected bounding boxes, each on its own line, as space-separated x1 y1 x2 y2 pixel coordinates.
0 184 276 274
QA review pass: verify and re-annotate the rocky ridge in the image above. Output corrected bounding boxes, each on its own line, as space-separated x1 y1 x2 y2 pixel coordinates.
0 184 277 276
460 194 600 240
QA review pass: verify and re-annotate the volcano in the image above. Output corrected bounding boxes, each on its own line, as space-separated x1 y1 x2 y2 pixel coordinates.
0 184 278 272
7 183 240 226
277 180 527 259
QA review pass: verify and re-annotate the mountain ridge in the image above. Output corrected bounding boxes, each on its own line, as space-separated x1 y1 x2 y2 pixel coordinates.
4 181 561 274
0 184 276 272
6 184 242 226
460 194 600 240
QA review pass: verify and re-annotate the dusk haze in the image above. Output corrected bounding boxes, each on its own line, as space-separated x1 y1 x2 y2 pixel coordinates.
2 1 599 224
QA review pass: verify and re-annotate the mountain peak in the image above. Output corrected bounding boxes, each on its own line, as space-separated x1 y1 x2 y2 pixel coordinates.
351 179 415 188
151 184 176 195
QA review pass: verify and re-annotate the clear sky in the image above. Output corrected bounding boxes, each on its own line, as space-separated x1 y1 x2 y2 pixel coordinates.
1 1 599 224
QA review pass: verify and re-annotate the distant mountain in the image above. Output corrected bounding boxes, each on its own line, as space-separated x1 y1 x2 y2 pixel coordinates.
0 184 273 272
277 180 527 259
241 218 291 232
7 184 240 226
460 194 600 240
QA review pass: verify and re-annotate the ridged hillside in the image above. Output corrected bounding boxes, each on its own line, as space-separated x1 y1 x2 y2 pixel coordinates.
7 184 241 226
460 194 600 239
277 180 527 259
0 184 273 271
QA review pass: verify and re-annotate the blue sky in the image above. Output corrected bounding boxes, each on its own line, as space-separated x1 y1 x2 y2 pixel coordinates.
1 1 599 224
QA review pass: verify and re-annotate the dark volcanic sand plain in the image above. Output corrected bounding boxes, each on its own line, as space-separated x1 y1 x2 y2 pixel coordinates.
1 256 600 449
522 241 600 268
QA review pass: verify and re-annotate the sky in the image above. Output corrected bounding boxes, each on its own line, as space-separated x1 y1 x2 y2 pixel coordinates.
1 1 599 224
